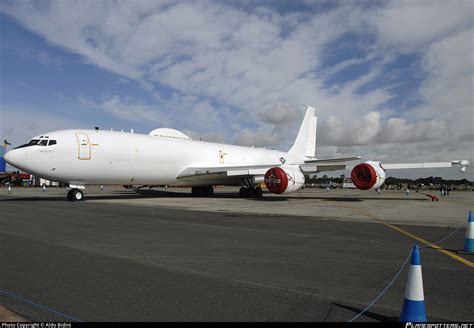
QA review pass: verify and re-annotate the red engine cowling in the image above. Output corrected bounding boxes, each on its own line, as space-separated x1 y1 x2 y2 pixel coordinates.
351 161 386 190
264 166 305 194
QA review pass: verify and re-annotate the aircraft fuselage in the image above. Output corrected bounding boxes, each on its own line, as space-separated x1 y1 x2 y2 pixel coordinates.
4 129 298 186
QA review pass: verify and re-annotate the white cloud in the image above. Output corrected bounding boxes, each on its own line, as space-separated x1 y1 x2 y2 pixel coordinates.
257 105 302 125
233 127 286 148
78 94 172 126
1 106 82 147
320 111 381 146
319 109 451 148
377 118 448 144
101 95 167 123
367 0 473 52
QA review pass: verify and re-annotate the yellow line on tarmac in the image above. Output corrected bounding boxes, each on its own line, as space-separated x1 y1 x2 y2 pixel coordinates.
344 205 474 268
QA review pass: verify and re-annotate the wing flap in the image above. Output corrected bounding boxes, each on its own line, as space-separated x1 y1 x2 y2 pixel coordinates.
300 164 347 173
304 156 361 164
177 164 278 179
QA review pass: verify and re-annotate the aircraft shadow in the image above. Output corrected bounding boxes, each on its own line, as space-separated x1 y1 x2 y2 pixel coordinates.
0 190 262 201
284 195 427 202
0 190 428 202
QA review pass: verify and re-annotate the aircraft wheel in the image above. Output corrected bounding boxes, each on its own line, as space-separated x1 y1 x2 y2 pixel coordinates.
254 187 263 198
67 190 74 201
206 186 214 196
68 189 84 202
239 187 250 198
74 189 84 201
192 186 202 196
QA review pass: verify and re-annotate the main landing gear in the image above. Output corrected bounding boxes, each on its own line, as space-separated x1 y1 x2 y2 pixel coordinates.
191 185 214 197
239 186 263 198
67 188 84 201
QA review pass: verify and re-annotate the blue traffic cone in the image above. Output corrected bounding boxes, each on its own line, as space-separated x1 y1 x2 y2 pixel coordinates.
464 211 474 253
400 245 427 322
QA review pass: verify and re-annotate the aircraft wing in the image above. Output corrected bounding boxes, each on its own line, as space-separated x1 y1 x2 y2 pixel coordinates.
380 160 471 172
177 156 363 180
176 158 470 182
176 164 280 179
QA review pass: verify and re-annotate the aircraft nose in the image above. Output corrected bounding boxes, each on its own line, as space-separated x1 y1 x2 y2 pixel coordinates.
4 149 27 168
4 150 12 163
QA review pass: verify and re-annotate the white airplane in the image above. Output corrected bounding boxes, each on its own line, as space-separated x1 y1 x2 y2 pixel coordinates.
4 106 470 201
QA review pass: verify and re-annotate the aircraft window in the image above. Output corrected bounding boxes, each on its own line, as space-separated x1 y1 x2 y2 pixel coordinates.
39 140 48 146
13 139 40 149
48 140 57 146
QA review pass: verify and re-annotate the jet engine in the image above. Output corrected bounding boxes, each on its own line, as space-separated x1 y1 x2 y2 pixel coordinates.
351 161 386 190
264 166 305 194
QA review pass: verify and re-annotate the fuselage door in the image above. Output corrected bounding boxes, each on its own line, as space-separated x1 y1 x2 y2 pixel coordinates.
76 133 91 160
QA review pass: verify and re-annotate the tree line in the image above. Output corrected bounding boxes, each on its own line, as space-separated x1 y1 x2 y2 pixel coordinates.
308 174 472 186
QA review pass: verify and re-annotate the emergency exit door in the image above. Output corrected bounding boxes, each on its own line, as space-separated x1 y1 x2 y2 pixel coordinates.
76 133 91 160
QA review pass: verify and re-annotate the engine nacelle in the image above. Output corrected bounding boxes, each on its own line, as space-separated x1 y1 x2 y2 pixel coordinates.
351 161 386 190
264 166 305 194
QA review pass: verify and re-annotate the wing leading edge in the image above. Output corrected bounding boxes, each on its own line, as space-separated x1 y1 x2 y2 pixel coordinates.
380 160 471 172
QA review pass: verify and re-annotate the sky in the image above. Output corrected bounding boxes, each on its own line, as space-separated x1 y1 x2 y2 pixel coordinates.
0 0 473 180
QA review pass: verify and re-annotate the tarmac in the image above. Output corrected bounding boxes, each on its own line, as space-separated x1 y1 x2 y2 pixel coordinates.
0 186 472 322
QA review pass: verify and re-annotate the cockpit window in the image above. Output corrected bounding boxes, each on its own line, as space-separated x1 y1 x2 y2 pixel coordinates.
14 138 57 149
14 139 39 149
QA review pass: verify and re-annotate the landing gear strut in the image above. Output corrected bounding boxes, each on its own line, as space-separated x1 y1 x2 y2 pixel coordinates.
67 188 84 201
191 186 214 197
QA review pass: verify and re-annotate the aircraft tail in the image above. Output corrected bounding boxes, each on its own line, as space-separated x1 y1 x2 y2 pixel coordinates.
288 106 317 159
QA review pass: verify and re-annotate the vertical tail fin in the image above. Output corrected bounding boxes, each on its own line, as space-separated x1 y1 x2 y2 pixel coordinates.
288 105 317 159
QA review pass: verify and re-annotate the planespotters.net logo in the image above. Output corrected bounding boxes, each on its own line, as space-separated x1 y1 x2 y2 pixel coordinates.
406 323 474 328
